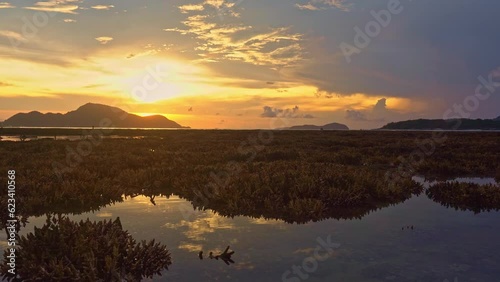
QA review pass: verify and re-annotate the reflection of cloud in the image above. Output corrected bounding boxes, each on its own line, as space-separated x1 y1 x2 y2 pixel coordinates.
0 240 8 249
163 213 235 241
178 242 203 252
234 261 255 270
293 248 315 255
95 212 113 218
249 218 286 226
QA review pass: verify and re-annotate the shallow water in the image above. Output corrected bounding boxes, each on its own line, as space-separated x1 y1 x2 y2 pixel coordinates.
2 178 499 282
413 176 497 187
0 135 146 142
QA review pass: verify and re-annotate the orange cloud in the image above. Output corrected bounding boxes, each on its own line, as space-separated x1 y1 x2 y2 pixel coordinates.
95 36 113 45
24 0 81 14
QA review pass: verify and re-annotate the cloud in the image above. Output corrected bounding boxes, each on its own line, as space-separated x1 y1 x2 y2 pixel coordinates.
0 81 14 87
345 109 366 121
82 84 106 89
0 30 27 42
0 40 77 67
178 4 204 13
95 36 113 45
177 0 242 16
373 98 387 114
163 211 235 242
0 2 15 9
24 0 81 14
91 5 114 10
166 1 305 67
295 3 321 11
260 105 314 118
63 18 77 23
291 0 500 114
345 98 388 122
296 0 351 11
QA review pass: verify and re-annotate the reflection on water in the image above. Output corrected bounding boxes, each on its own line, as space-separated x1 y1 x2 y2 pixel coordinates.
413 176 500 213
0 135 147 142
413 176 496 187
2 192 499 281
1 216 171 280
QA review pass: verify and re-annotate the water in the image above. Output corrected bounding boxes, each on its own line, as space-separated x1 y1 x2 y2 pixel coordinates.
412 176 497 187
1 179 499 281
0 135 147 142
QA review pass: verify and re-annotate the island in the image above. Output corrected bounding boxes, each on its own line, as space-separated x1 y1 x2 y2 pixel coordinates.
279 122 349 130
1 103 187 128
381 117 500 130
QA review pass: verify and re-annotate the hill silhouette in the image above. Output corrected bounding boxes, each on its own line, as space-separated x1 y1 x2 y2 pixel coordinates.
2 103 186 128
280 122 349 130
381 118 500 130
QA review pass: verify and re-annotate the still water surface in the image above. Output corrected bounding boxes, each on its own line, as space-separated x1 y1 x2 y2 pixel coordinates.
1 179 499 281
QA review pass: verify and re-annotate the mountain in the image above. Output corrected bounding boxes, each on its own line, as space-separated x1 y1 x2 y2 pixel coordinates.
381 118 500 130
281 122 349 130
2 103 186 128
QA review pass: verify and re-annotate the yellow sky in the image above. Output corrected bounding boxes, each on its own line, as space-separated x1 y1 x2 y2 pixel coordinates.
0 43 426 129
0 0 443 129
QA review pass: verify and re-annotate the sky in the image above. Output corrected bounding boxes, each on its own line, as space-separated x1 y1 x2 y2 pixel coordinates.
0 0 499 129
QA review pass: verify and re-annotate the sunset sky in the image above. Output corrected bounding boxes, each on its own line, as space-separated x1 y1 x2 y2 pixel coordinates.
1 0 499 129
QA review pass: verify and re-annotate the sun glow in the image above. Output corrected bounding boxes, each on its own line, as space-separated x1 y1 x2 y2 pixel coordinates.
0 44 426 129
81 52 217 103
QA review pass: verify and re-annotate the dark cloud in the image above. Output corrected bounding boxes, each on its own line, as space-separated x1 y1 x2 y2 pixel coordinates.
294 0 500 122
345 98 387 122
260 105 314 118
345 110 366 121
373 98 387 114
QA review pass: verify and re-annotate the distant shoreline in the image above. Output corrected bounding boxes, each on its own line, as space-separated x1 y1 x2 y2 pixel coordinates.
1 127 500 140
